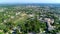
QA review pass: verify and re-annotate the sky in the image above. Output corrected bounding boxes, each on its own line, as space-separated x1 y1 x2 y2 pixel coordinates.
0 0 60 4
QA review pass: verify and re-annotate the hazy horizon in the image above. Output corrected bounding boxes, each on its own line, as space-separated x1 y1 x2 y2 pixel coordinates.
0 0 60 4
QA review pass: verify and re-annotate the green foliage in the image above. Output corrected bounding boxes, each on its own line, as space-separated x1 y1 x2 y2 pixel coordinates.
0 24 6 30
0 6 60 34
0 32 4 34
20 18 40 33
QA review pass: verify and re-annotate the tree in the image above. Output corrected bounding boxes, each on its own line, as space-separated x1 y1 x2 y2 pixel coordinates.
20 17 40 33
